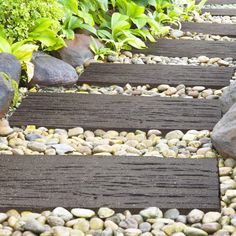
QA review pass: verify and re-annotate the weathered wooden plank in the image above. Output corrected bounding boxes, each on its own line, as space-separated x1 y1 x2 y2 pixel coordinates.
132 39 236 58
202 9 236 16
181 22 236 36
10 93 221 132
79 64 233 88
0 155 220 213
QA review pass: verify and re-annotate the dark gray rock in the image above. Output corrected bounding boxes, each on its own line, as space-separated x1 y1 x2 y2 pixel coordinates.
31 52 78 87
0 74 14 118
56 34 103 67
212 102 236 159
220 82 236 114
0 53 21 83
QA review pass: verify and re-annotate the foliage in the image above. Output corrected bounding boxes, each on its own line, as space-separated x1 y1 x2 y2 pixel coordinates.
0 0 64 43
59 0 206 53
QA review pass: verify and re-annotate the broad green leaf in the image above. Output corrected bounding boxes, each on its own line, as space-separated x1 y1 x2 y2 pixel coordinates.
0 36 11 53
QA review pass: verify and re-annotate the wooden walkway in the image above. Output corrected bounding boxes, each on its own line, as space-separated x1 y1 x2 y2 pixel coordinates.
9 93 221 133
202 9 236 16
4 0 236 212
132 39 236 58
0 156 220 213
181 22 236 37
79 64 233 88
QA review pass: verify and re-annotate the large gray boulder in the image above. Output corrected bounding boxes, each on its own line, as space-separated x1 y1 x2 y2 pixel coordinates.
55 34 103 67
220 81 236 114
212 102 236 159
0 74 14 119
0 53 21 83
30 52 78 87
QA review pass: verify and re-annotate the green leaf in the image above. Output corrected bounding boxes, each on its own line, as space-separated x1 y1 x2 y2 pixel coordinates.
0 36 11 53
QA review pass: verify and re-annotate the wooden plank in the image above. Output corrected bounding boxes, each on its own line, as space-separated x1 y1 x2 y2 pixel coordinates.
0 155 220 213
10 93 221 132
181 22 236 36
202 9 236 16
132 39 236 58
79 63 233 88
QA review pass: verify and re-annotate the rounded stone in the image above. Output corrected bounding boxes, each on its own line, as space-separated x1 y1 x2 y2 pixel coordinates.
202 212 221 223
139 207 163 219
52 207 73 221
73 219 90 232
90 218 104 230
187 209 204 224
53 226 70 236
71 208 95 218
98 208 115 219
139 222 151 233
164 209 180 220
47 215 65 227
124 228 142 236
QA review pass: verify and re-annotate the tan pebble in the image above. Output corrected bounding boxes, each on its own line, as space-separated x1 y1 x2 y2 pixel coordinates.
53 226 70 236
8 216 18 227
6 210 20 219
12 231 22 236
22 232 37 236
73 219 90 233
70 229 85 236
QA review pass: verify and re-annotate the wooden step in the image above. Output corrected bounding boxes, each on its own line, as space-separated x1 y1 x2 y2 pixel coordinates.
202 9 236 16
0 155 220 213
10 93 221 133
132 39 236 58
79 64 233 88
181 22 236 37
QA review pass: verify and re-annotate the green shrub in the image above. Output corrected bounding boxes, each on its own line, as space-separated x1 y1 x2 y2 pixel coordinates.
0 0 64 42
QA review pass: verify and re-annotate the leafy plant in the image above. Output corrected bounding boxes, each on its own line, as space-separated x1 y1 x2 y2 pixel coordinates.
0 0 64 42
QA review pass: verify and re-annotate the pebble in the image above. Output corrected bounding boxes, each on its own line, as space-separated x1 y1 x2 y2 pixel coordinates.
47 215 65 226
187 209 204 224
27 142 47 152
71 209 95 218
90 218 104 230
164 209 180 220
68 127 84 137
124 228 142 236
23 219 46 234
53 226 70 236
51 144 74 155
52 207 73 221
202 212 222 223
0 119 14 136
73 219 90 232
98 208 115 218
139 208 163 219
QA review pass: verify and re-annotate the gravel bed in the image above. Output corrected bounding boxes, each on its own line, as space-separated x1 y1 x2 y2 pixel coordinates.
168 30 236 42
191 12 236 24
38 84 224 100
0 126 218 158
0 155 233 236
203 4 236 9
103 53 236 68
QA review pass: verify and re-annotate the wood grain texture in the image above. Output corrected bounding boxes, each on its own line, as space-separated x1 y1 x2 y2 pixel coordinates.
0 155 220 213
10 93 222 132
132 39 236 58
79 63 233 88
202 9 236 16
181 22 236 36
